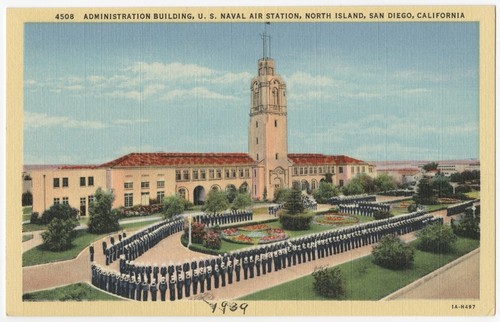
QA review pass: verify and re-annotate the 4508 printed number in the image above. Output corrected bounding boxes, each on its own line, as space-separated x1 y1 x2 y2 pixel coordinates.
55 14 74 20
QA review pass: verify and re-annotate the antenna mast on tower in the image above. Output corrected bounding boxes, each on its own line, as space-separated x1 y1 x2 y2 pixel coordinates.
261 22 271 59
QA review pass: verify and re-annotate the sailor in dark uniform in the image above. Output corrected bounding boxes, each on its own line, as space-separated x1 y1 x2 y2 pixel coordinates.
192 269 199 295
198 267 205 293
159 277 167 301
89 243 95 262
261 253 267 274
242 256 249 280
150 281 158 301
255 254 261 277
184 271 192 298
177 272 184 300
220 262 227 287
141 279 149 301
227 259 234 284
235 258 241 282
169 275 176 301
206 266 212 291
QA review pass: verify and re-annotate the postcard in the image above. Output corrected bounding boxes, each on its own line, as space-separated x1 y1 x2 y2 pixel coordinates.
5 5 495 316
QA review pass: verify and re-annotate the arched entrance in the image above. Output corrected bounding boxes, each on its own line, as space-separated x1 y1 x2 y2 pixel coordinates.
239 182 249 193
210 184 221 192
301 180 310 192
194 186 206 205
292 180 300 190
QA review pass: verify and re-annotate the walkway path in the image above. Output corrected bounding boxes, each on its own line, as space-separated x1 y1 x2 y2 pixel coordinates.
387 249 480 300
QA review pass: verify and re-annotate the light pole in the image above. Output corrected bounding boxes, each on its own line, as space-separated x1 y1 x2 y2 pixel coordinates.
471 205 476 219
188 214 193 247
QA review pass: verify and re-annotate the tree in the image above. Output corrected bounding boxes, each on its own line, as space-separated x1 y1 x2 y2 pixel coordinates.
42 217 78 251
417 223 457 253
372 235 415 270
22 191 33 206
39 203 79 225
203 190 229 214
452 207 480 239
430 175 453 197
87 188 120 234
284 188 304 215
342 180 364 196
225 185 238 203
231 193 252 210
413 178 437 205
162 195 186 219
274 187 292 204
423 162 439 172
324 173 333 184
313 182 339 203
312 267 346 298
374 174 397 192
262 187 268 201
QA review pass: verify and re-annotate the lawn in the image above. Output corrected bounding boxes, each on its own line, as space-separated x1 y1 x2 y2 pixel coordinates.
23 206 32 215
465 190 480 199
22 283 122 301
22 234 34 242
22 223 48 233
22 218 162 267
240 236 479 301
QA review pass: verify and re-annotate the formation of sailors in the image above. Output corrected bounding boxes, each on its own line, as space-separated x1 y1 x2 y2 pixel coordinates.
329 194 377 206
338 202 390 217
268 204 284 216
193 210 253 227
446 200 475 216
102 216 184 266
90 210 443 301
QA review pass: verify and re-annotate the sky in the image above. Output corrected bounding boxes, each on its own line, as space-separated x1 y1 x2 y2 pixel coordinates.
23 22 479 165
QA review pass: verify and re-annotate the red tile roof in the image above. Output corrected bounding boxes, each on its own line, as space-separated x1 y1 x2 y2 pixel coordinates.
100 153 255 168
288 154 367 165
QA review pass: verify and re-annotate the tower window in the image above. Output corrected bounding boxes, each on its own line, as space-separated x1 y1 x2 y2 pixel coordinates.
275 153 278 160
256 138 258 144
274 120 278 127
257 154 259 161
256 121 258 128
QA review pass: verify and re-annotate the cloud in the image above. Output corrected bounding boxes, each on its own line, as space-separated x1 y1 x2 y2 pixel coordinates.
125 62 216 82
112 119 149 125
24 111 106 129
161 87 239 102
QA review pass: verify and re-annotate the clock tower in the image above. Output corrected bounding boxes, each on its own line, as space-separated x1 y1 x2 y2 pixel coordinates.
249 32 289 200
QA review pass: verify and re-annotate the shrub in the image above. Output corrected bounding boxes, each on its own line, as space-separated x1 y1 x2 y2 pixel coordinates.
231 193 252 210
417 223 457 253
203 190 230 214
41 218 78 251
372 235 415 270
184 222 206 244
162 195 186 219
284 189 304 215
30 212 40 224
279 212 314 230
87 188 120 234
452 207 480 240
203 230 221 250
22 191 33 206
373 210 393 220
274 188 292 204
313 182 339 204
407 204 418 213
39 204 79 225
312 266 346 298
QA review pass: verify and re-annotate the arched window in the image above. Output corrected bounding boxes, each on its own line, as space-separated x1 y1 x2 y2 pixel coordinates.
178 188 187 200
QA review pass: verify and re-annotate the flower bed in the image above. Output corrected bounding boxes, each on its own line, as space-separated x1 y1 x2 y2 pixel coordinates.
239 223 271 232
314 213 359 227
222 226 288 245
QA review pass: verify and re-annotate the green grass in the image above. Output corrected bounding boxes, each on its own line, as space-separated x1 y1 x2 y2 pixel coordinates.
22 218 162 267
23 283 122 301
22 214 32 222
424 204 450 212
253 207 271 215
22 223 48 232
23 206 32 215
240 236 479 301
22 234 34 242
465 190 480 199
